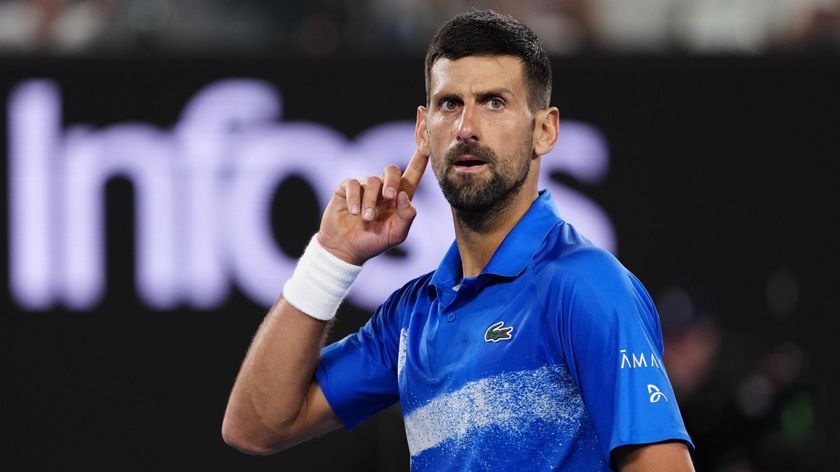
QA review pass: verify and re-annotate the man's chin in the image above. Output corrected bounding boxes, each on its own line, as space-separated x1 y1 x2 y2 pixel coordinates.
437 170 511 211
443 189 496 212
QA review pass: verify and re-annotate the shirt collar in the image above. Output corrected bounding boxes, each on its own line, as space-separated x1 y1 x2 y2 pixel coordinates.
428 189 563 298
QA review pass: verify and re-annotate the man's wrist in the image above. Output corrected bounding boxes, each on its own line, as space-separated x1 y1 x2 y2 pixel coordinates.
316 233 366 266
282 234 363 321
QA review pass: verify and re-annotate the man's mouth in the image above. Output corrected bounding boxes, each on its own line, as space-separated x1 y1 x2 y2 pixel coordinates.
452 154 488 172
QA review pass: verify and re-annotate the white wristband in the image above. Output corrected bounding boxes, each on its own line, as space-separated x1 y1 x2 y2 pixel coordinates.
282 235 363 321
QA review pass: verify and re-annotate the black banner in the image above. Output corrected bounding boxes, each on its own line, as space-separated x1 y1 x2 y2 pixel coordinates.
2 56 837 471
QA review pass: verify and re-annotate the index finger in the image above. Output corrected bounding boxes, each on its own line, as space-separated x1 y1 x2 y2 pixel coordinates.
400 149 430 199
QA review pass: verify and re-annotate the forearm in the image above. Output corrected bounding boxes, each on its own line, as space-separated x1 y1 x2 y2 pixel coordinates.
222 149 428 453
223 298 329 452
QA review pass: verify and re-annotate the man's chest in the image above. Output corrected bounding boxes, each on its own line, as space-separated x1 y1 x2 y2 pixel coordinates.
397 277 566 407
394 280 591 460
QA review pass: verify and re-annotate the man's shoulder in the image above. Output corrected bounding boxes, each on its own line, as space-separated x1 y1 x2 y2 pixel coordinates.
361 271 435 339
379 270 435 313
537 223 625 281
536 226 655 317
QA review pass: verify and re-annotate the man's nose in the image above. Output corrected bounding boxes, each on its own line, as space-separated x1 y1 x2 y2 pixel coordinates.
456 104 480 143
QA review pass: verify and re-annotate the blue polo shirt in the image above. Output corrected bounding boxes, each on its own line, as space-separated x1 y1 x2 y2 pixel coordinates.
315 190 693 471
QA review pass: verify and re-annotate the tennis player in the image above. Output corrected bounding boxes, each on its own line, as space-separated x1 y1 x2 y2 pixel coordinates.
223 9 695 471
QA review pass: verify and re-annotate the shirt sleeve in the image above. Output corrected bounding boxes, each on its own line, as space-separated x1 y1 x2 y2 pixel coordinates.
556 248 694 461
314 294 402 430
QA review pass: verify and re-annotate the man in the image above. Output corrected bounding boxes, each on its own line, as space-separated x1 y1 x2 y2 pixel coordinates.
223 10 694 471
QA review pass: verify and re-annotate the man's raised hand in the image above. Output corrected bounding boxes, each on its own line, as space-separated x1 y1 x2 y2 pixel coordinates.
317 149 431 266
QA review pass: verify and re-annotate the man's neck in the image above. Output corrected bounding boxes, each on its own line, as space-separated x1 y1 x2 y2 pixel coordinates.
452 187 538 279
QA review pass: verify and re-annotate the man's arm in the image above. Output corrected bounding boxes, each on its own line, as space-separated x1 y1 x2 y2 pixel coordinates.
221 299 340 455
552 249 694 467
613 440 695 472
222 149 430 455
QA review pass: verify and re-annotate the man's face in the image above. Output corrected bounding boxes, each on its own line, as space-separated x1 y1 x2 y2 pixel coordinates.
423 55 537 212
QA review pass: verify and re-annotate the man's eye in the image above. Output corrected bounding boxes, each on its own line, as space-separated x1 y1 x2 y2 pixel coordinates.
488 98 504 109
441 99 458 110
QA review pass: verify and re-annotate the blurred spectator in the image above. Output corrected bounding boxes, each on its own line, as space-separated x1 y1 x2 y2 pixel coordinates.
0 0 113 52
359 0 597 53
784 0 840 51
674 0 831 52
657 286 721 398
462 0 599 53
675 0 789 52
594 0 676 51
655 274 824 472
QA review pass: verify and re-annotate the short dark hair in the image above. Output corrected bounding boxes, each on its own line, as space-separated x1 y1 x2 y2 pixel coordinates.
424 9 552 110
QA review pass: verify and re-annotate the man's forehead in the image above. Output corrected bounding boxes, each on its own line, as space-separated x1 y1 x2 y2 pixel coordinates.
428 55 528 96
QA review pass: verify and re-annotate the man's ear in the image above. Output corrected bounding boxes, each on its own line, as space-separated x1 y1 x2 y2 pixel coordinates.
415 106 431 155
533 106 560 156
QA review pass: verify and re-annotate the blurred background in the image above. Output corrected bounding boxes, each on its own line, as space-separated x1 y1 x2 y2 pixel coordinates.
0 0 839 55
0 0 840 56
1 1 838 471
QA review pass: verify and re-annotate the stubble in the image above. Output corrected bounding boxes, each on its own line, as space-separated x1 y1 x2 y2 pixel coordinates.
434 136 533 231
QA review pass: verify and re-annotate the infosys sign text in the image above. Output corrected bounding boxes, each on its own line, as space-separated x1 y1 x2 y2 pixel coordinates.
7 79 615 311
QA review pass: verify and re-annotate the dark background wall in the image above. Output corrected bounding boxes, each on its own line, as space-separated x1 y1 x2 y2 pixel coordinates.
2 56 837 471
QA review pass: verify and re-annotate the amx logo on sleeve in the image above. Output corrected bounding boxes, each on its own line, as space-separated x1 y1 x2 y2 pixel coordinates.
619 349 663 369
7 79 616 312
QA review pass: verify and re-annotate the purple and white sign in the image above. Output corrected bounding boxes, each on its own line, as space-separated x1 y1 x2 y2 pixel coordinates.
8 79 614 311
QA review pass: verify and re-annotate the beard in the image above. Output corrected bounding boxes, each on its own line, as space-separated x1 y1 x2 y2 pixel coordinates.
434 138 533 219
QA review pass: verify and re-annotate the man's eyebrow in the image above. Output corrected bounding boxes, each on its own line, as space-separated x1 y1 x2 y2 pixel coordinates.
474 88 515 100
431 88 515 101
432 92 462 102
